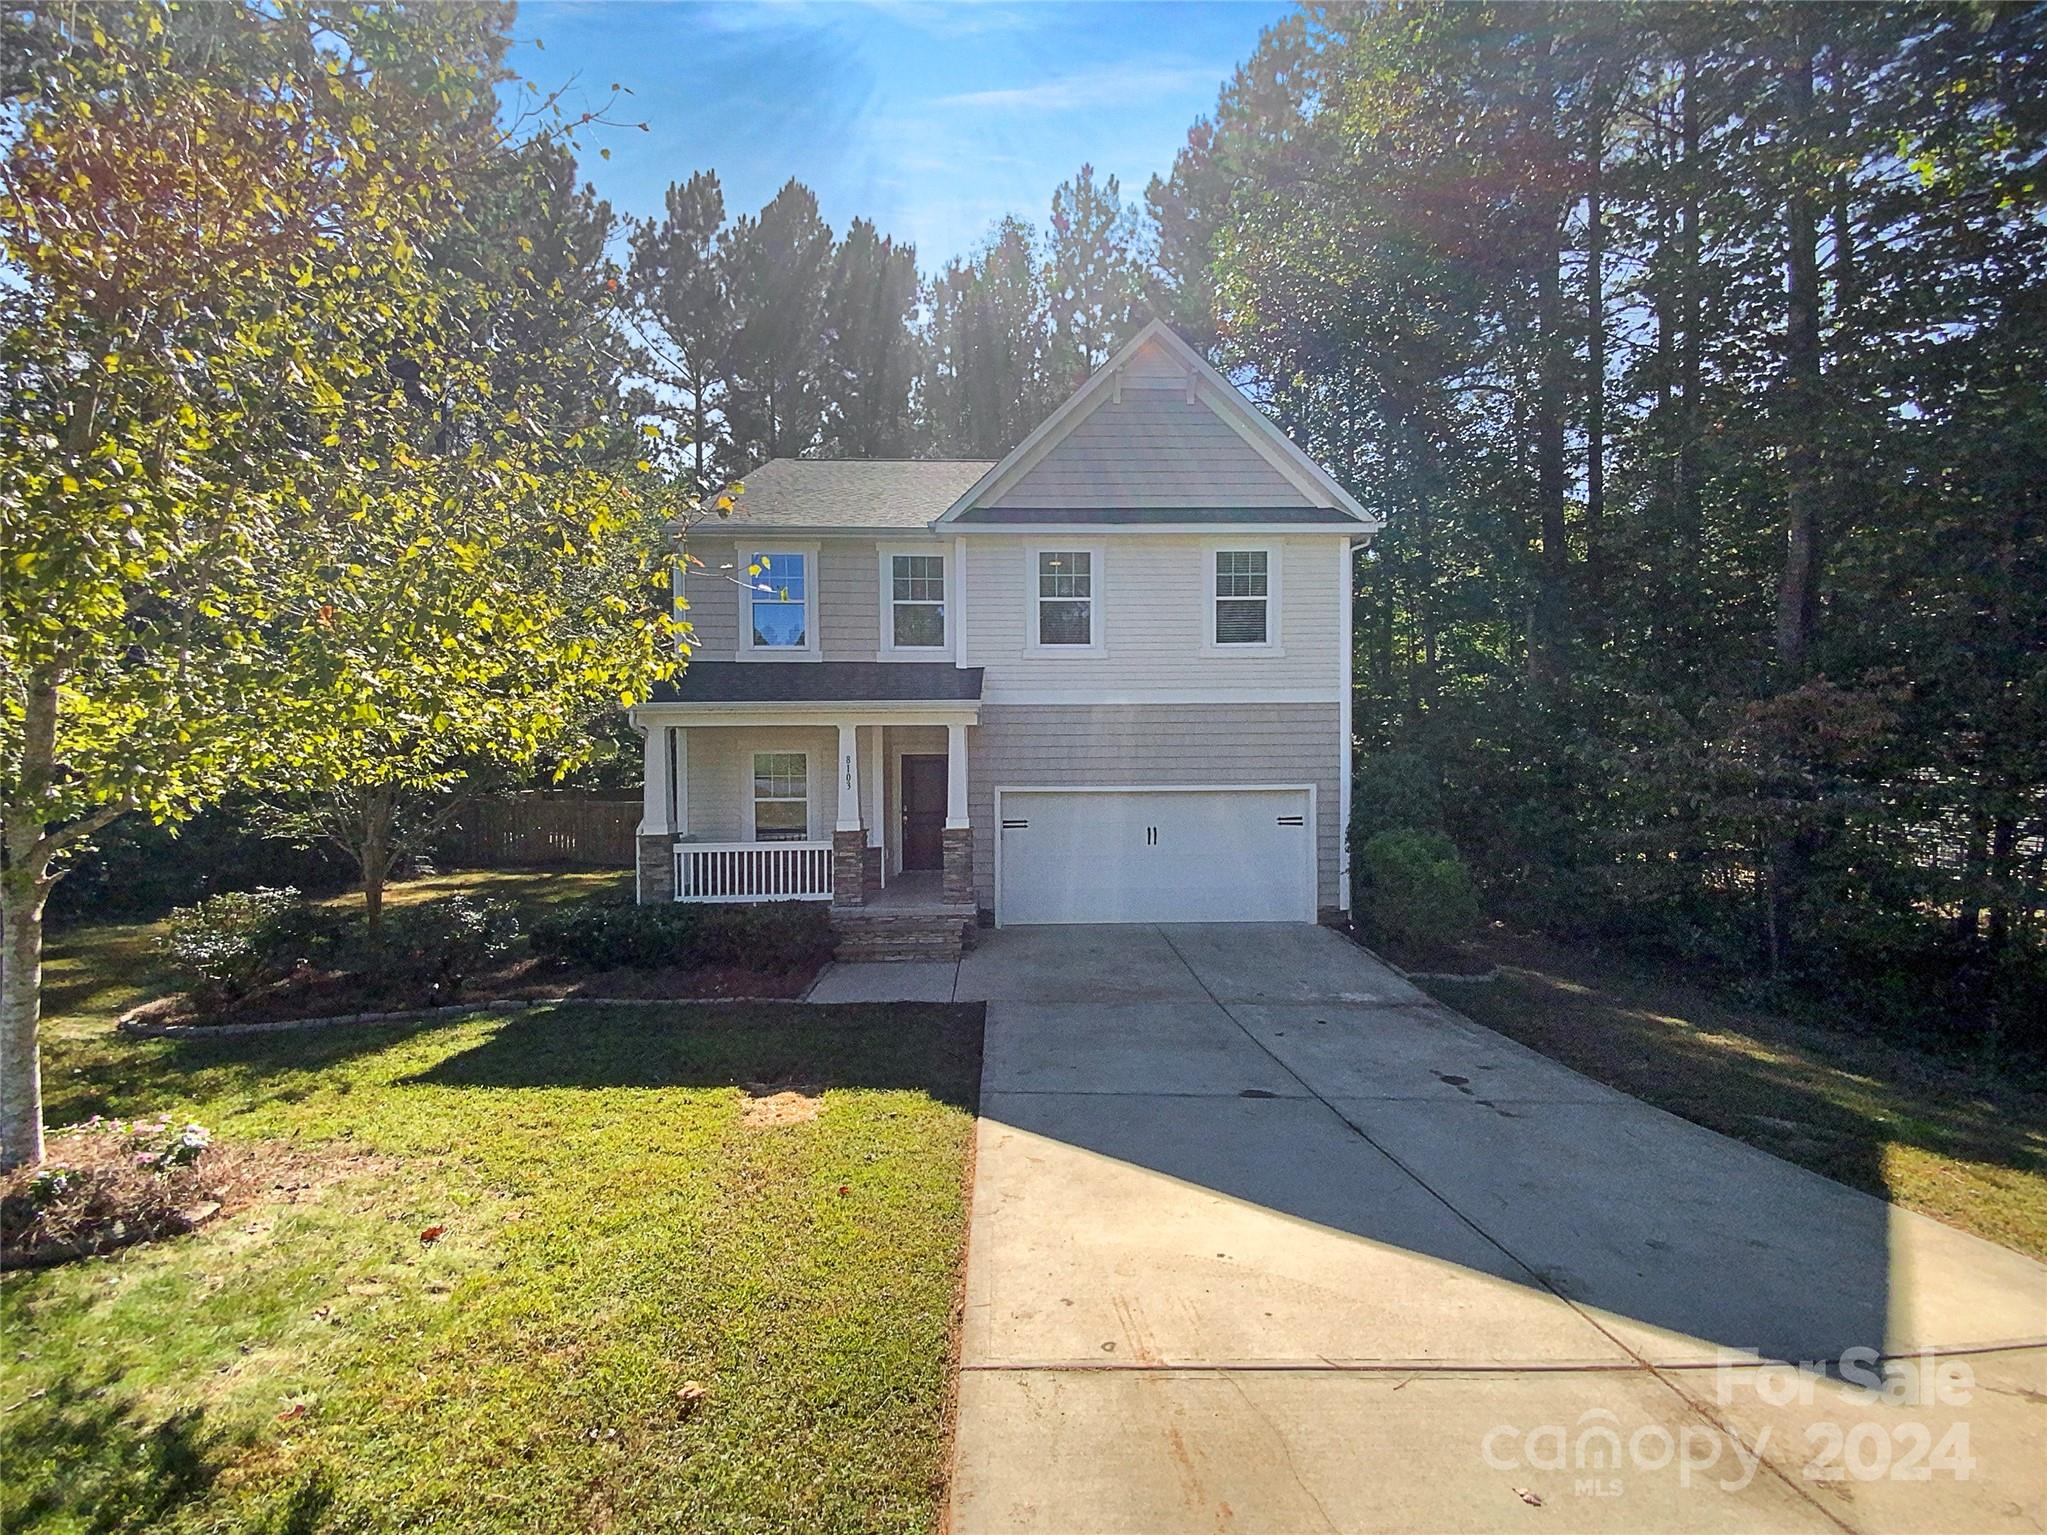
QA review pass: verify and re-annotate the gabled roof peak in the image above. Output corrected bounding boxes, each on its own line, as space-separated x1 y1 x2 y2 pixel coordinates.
935 319 1374 529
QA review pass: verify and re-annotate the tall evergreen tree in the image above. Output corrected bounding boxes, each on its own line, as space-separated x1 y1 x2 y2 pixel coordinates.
627 169 733 495
1151 0 2047 1041
1043 163 1146 390
916 217 1053 457
718 178 833 473
821 217 918 457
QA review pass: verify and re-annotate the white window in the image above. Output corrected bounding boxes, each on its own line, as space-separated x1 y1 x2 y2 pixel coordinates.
744 548 816 656
1034 549 1096 648
1206 544 1282 652
889 553 946 649
1214 550 1268 644
752 752 808 841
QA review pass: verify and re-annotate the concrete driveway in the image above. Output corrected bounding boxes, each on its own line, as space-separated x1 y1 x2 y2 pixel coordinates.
937 923 2047 1534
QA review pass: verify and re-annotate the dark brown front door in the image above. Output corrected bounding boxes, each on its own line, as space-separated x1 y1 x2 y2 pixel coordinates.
901 755 947 871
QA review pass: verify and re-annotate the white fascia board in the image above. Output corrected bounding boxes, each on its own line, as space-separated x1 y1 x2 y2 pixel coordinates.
629 703 980 728
944 521 1364 537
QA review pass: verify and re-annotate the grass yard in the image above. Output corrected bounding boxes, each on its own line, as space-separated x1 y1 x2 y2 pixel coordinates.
1428 929 2047 1263
7 882 982 1534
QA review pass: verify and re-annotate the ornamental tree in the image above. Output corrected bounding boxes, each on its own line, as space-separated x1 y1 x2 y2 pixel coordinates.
0 2 665 1168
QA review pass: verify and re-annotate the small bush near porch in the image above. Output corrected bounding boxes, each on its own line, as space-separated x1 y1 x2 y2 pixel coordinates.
3 960 982 1531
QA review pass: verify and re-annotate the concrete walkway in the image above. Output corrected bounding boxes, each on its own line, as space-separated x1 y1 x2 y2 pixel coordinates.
933 923 2047 1534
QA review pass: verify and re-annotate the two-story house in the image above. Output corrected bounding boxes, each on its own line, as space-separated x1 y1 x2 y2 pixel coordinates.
627 320 1377 957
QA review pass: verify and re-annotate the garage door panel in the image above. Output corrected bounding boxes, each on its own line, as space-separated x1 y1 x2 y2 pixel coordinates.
998 788 1312 926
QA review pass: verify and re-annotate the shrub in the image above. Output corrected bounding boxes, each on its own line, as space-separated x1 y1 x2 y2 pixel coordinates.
1358 829 1482 955
529 900 834 974
376 896 520 998
1347 751 1444 916
160 887 307 1001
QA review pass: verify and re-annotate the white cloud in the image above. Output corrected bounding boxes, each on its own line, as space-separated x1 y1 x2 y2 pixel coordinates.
934 60 1225 113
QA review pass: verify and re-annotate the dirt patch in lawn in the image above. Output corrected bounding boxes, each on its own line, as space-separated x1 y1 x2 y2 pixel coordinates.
2 1124 394 1271
739 1083 825 1129
122 953 826 1030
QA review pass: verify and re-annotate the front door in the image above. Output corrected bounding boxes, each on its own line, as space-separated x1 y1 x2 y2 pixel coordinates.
901 755 947 871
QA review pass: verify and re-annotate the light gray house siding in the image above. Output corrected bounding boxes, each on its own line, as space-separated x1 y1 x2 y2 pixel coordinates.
988 389 1314 509
969 703 1344 911
678 537 881 657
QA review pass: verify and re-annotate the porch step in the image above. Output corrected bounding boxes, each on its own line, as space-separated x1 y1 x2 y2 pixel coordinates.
831 909 977 962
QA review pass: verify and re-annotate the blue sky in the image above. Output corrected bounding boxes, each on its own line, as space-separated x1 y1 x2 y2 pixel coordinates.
509 1 1289 271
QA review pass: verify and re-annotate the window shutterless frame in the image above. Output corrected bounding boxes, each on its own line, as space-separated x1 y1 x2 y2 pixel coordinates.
740 544 820 659
876 543 950 657
750 750 810 841
1025 543 1105 655
1202 540 1283 654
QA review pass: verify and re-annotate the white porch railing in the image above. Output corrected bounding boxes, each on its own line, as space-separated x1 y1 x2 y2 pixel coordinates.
676 841 835 903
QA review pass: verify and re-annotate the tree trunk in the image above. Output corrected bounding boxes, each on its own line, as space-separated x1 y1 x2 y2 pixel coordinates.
0 676 61 1172
1678 56 1703 571
1776 35 1825 678
0 864 48 1172
1584 79 1607 605
359 787 396 937
1530 227 1570 689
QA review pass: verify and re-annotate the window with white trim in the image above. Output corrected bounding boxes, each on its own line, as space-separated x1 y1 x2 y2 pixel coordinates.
1213 549 1270 645
1036 550 1093 646
890 553 946 648
751 752 808 841
748 551 809 649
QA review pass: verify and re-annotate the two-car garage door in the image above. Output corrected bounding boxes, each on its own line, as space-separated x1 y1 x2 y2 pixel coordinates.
996 787 1315 925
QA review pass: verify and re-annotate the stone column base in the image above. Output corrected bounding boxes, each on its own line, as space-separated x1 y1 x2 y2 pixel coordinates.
637 833 676 904
942 827 974 906
862 844 883 898
832 829 867 908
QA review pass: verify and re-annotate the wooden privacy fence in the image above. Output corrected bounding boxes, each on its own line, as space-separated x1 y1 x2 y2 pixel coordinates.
441 793 640 869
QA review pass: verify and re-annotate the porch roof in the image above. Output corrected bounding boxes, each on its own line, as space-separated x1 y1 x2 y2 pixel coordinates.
647 661 983 705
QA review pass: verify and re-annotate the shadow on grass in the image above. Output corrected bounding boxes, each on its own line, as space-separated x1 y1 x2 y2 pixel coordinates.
1438 933 2047 1264
403 1002 985 1112
3 1377 223 1534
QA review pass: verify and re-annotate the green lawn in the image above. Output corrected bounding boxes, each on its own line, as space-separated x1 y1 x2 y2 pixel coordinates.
1428 929 2047 1263
8 877 982 1534
39 868 633 1044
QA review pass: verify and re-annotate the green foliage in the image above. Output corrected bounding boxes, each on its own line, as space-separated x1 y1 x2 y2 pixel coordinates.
1159 3 2047 1043
160 888 305 1002
49 800 354 922
377 897 521 999
1358 831 1483 956
528 901 835 975
1347 751 1446 919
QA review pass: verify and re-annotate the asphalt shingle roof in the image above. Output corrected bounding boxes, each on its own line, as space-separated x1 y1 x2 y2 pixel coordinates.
696 459 994 530
649 661 983 705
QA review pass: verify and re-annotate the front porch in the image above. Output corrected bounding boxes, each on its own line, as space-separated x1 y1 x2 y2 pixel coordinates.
631 665 983 941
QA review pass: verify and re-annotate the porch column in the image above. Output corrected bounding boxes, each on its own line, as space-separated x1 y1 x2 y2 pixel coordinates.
832 722 865 908
943 722 973 906
636 723 677 905
640 723 669 834
863 724 885 895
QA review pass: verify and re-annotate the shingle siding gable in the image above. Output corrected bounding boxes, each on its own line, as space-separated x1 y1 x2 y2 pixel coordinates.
987 390 1313 509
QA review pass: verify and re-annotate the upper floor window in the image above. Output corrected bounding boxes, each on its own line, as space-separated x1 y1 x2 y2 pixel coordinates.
747 549 813 654
1035 550 1095 647
890 554 946 649
1213 550 1269 645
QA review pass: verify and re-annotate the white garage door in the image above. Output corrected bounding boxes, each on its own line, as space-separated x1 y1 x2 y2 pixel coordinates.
997 787 1315 926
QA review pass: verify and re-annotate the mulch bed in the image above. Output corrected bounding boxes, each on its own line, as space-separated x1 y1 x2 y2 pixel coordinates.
120 953 826 1032
2 1122 393 1271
